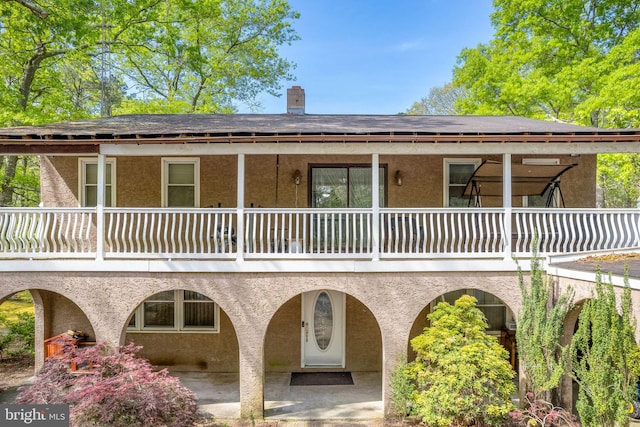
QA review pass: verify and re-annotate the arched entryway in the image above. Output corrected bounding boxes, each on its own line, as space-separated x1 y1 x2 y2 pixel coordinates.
122 288 241 419
263 289 383 419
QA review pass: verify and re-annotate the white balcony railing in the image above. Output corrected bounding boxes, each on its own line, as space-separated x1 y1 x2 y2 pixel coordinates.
0 207 638 260
0 209 96 258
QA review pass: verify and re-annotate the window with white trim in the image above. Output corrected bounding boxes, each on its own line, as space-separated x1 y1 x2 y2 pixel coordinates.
444 159 481 207
128 290 219 332
79 158 115 207
162 158 200 207
522 158 560 207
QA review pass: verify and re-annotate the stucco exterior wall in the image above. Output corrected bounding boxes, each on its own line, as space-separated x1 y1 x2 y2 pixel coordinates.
39 290 96 341
126 310 239 371
40 154 597 209
40 156 78 207
3 268 632 418
0 270 523 366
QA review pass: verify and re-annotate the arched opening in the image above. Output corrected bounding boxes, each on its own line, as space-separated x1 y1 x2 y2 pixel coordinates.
263 290 383 419
1 289 96 387
0 290 36 401
122 288 240 419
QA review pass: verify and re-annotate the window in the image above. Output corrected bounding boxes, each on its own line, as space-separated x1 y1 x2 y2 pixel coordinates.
522 158 560 207
128 290 219 332
162 158 200 207
444 159 480 207
435 289 511 332
79 158 115 207
310 165 386 208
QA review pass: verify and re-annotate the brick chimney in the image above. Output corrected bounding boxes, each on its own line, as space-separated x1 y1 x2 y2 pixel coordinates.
287 86 305 114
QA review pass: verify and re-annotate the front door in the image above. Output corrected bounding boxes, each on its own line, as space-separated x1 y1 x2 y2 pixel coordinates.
301 290 345 368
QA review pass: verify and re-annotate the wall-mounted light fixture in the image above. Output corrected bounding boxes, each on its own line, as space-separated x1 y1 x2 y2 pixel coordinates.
292 169 302 185
395 170 404 186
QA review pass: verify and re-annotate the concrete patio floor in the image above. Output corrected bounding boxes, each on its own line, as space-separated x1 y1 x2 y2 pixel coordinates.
173 371 384 422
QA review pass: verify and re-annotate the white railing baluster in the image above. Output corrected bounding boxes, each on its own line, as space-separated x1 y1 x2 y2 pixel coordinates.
0 207 638 260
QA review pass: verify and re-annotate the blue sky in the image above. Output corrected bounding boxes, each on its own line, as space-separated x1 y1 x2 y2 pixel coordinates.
241 0 495 114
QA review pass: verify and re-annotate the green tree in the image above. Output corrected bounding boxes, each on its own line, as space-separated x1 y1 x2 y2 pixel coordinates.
570 269 640 427
453 0 640 126
405 82 467 115
447 0 640 209
0 311 35 355
0 0 299 205
110 0 299 114
404 295 515 427
597 153 640 208
516 247 573 400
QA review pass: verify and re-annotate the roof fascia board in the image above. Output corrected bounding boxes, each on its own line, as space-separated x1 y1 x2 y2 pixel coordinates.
98 141 640 156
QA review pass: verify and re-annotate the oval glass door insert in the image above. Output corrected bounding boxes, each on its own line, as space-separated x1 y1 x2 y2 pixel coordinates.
313 291 334 351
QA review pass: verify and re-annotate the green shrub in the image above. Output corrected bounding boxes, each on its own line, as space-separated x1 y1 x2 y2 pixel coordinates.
0 311 35 356
401 295 516 427
570 270 640 427
389 355 413 419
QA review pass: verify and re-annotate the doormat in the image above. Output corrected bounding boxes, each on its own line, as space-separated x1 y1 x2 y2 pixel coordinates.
290 372 354 386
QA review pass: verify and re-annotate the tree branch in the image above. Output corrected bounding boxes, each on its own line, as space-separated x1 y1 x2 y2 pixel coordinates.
7 0 48 19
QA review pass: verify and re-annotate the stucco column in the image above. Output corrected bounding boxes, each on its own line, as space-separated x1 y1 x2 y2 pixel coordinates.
73 286 129 347
238 330 264 419
379 317 413 416
31 291 46 371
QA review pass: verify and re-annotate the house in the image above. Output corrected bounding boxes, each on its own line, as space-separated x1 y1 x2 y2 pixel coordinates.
1 87 640 419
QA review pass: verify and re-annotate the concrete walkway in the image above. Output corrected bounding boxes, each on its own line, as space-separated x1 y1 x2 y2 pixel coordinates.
174 371 384 423
1 370 384 425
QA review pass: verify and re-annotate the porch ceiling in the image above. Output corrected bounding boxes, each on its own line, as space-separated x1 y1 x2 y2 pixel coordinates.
0 114 639 154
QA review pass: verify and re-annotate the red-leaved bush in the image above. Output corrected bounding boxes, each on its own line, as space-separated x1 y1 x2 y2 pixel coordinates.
510 392 580 426
17 337 199 426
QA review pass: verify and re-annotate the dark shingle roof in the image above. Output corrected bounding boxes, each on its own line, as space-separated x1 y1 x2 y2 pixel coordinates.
0 113 627 139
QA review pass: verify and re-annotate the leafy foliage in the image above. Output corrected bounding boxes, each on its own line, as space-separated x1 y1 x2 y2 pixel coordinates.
389 355 413 419
597 153 640 208
445 0 640 208
1 0 299 119
404 82 467 115
402 295 516 426
17 339 200 427
0 311 35 356
0 0 299 205
453 0 640 127
516 246 573 398
570 269 640 427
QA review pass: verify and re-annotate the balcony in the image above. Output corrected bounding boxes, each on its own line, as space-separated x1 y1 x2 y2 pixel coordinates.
0 208 638 264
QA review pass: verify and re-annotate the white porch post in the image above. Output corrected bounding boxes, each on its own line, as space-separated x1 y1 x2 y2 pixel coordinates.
372 154 380 261
96 153 105 261
236 154 245 262
503 153 512 260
